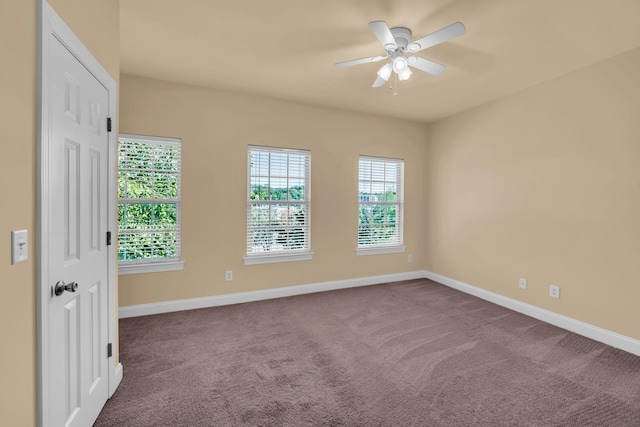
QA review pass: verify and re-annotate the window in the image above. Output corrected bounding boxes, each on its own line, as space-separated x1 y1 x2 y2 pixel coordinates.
117 134 184 274
245 145 312 265
357 156 405 255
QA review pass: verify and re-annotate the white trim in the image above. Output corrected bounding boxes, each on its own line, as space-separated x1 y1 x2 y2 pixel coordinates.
110 363 123 397
119 133 180 145
423 270 640 356
356 245 406 256
38 3 120 426
119 269 640 356
243 252 314 265
119 260 185 275
105 46 119 416
358 155 404 248
117 134 182 264
359 154 405 162
246 145 312 258
119 270 425 318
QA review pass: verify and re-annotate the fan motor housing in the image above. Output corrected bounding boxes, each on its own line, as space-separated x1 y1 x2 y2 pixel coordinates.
390 27 412 51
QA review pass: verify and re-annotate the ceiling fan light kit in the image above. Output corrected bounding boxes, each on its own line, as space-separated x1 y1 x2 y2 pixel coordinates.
335 20 466 88
392 56 408 73
377 63 393 81
398 66 412 81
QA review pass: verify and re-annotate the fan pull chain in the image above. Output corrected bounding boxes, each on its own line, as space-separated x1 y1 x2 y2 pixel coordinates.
390 72 399 96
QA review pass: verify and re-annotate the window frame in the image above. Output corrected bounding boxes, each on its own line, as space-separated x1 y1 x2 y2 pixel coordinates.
357 155 406 256
244 145 313 265
117 133 184 275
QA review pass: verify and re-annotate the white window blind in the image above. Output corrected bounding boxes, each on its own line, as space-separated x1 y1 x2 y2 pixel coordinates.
246 146 311 263
358 156 404 250
118 134 182 266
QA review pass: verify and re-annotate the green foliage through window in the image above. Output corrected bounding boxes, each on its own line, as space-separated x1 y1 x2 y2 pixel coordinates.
247 147 310 255
118 135 181 262
358 157 403 247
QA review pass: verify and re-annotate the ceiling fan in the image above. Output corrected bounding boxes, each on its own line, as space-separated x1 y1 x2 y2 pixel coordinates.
335 20 466 87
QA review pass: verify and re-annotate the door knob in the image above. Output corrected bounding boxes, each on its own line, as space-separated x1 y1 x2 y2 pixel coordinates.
54 281 78 296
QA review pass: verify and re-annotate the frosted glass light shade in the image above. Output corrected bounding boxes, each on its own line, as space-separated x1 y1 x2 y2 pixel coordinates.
398 67 412 81
392 56 408 73
377 63 392 81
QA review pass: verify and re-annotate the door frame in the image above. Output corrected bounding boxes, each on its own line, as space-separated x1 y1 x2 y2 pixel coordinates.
37 1 121 426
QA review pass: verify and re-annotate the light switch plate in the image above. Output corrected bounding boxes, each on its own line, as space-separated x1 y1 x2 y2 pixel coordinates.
11 230 28 264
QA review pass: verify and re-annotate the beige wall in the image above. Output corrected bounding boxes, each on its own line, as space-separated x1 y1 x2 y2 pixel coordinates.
0 2 37 425
0 1 119 425
118 75 429 306
426 47 640 340
2 2 636 424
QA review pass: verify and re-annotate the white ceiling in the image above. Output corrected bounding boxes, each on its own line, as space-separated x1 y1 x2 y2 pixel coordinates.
120 0 640 123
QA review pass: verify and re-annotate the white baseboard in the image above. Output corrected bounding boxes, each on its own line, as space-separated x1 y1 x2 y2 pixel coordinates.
423 270 640 356
110 363 123 397
117 269 639 356
118 270 426 319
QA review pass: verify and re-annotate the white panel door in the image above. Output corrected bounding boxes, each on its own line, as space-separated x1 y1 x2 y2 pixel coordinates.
47 33 110 427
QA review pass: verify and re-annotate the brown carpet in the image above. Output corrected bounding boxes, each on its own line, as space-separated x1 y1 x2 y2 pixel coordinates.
95 279 640 426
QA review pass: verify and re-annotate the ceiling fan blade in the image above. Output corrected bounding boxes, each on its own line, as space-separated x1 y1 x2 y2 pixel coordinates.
368 21 398 51
407 56 446 76
372 76 387 88
334 55 387 68
407 22 466 53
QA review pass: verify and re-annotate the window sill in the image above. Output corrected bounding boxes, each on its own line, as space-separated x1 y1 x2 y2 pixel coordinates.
118 260 185 275
356 245 406 256
244 252 314 265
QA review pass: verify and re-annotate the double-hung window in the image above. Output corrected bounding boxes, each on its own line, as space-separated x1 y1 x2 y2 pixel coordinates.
357 156 405 255
245 145 312 265
117 134 184 274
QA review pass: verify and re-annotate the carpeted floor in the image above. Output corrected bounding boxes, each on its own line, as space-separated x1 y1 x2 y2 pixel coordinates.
95 279 640 426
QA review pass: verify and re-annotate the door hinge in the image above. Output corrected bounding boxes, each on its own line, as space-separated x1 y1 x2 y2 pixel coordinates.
107 117 112 132
106 231 112 246
107 343 113 358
